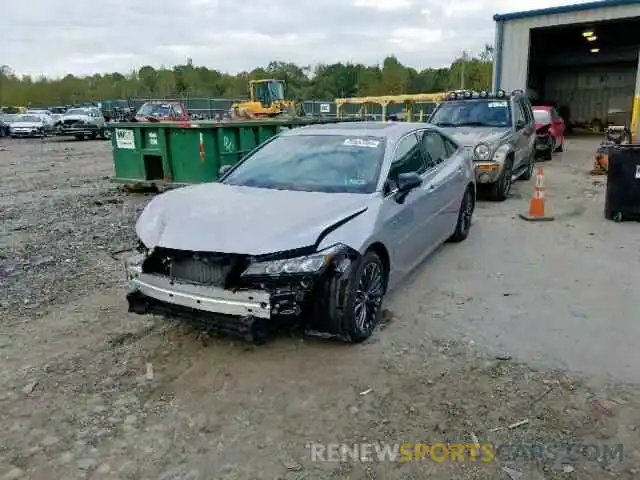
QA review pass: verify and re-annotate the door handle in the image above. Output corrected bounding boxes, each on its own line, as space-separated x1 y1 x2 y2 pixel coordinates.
428 183 440 191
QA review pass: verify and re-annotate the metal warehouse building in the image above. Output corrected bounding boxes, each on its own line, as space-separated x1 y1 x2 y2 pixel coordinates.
492 0 640 135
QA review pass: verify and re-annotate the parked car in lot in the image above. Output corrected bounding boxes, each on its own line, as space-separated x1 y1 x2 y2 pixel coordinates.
532 105 565 160
59 107 111 140
428 89 536 201
125 122 476 344
8 114 50 137
134 101 189 122
25 109 57 132
0 114 14 137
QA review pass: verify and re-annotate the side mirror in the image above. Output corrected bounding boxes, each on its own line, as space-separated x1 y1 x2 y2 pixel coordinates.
218 164 232 177
394 172 422 203
515 120 526 130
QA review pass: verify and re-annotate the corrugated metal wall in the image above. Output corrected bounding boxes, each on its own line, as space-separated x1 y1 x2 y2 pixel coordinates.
544 67 636 122
495 3 640 91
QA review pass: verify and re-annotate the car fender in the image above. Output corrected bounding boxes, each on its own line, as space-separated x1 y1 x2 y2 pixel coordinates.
316 207 378 255
492 143 513 165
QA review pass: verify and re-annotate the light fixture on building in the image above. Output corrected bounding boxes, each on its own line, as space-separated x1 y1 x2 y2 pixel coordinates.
587 35 597 41
590 48 600 53
582 30 595 37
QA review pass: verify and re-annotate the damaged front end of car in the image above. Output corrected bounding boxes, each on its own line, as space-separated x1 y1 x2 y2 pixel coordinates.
125 241 361 344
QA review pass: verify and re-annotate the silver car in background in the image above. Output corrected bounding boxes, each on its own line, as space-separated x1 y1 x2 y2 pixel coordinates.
9 114 50 137
59 107 110 140
25 109 55 131
126 122 476 344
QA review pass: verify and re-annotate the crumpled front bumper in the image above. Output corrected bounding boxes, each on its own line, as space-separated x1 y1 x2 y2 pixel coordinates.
125 254 271 319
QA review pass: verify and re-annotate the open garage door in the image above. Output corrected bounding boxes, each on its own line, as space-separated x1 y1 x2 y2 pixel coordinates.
527 16 640 131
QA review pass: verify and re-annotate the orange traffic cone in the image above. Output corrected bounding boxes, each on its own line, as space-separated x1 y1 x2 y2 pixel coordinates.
590 152 608 175
519 167 555 221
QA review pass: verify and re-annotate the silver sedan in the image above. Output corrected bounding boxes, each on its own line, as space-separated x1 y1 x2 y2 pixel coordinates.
126 122 476 344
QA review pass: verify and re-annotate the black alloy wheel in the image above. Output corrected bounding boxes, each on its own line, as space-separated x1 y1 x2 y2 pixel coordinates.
448 187 474 242
342 251 387 342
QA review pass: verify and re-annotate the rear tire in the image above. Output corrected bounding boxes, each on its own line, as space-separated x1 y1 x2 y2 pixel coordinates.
448 187 474 243
520 152 535 181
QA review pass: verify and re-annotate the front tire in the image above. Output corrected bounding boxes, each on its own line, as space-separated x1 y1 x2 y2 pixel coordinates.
488 158 513 201
542 138 554 161
554 137 564 152
333 251 387 343
448 187 474 243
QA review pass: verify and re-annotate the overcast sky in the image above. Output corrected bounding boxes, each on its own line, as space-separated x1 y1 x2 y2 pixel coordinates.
6 0 579 77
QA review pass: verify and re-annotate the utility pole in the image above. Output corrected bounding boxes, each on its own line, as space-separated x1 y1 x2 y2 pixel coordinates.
460 50 467 89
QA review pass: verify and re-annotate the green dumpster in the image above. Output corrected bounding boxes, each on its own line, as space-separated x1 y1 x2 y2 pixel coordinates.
107 117 355 186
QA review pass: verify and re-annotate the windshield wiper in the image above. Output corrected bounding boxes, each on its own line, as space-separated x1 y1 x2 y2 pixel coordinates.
433 122 457 127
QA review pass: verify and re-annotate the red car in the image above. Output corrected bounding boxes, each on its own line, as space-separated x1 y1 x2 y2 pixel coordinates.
533 105 565 160
134 101 189 122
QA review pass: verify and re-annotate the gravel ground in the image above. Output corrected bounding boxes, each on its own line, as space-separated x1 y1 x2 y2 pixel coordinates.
1 135 639 479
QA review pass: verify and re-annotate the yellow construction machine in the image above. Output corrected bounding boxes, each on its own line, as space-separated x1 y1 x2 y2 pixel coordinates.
230 79 300 119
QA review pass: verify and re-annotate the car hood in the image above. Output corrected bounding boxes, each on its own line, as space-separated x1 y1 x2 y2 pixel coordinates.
438 126 510 147
11 122 42 128
63 114 90 121
136 183 370 255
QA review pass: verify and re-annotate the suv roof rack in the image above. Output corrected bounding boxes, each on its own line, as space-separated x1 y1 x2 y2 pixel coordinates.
445 89 525 101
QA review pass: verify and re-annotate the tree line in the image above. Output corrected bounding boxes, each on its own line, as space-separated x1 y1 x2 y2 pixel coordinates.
0 46 494 106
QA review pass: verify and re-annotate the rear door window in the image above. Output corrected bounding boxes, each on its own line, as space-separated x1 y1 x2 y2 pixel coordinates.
514 101 526 128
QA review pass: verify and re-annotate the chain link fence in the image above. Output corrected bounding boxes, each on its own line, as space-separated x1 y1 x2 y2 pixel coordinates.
76 96 440 122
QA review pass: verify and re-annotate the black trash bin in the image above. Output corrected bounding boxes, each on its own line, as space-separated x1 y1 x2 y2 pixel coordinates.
604 144 640 222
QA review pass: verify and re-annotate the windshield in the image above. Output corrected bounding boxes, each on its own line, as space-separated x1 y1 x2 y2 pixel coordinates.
221 134 386 194
16 115 42 123
430 99 512 128
252 81 284 105
66 108 89 115
269 82 284 101
27 110 50 115
533 109 551 124
137 103 171 117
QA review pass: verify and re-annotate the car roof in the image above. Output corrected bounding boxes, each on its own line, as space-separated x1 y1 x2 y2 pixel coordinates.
280 121 438 141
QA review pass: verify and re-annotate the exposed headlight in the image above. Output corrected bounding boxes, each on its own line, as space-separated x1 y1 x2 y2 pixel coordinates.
242 244 344 277
474 143 492 161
